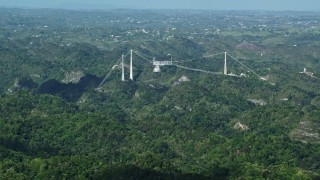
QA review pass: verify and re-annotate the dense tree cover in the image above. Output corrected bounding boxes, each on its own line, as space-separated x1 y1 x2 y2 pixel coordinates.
1 7 320 179
1 77 320 179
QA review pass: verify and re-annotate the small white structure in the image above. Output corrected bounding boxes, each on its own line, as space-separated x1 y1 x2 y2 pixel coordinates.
233 122 249 131
112 65 119 70
178 75 190 82
240 73 248 77
248 99 267 106
300 67 317 78
153 65 161 73
261 75 269 81
173 75 190 85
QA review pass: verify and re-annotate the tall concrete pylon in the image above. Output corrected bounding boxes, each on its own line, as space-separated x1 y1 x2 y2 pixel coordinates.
130 49 133 80
224 52 227 75
121 54 125 81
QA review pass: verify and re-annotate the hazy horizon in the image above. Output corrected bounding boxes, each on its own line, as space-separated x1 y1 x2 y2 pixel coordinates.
1 0 320 11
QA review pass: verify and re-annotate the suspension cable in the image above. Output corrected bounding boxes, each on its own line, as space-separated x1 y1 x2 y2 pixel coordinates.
177 52 225 63
133 51 153 63
97 56 122 88
173 63 222 75
226 53 264 80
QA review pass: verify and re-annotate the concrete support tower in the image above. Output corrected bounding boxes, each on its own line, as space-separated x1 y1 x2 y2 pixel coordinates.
224 52 227 75
121 54 125 81
130 49 133 80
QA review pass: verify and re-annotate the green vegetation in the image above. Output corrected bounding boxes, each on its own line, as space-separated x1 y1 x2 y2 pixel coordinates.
0 8 320 179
